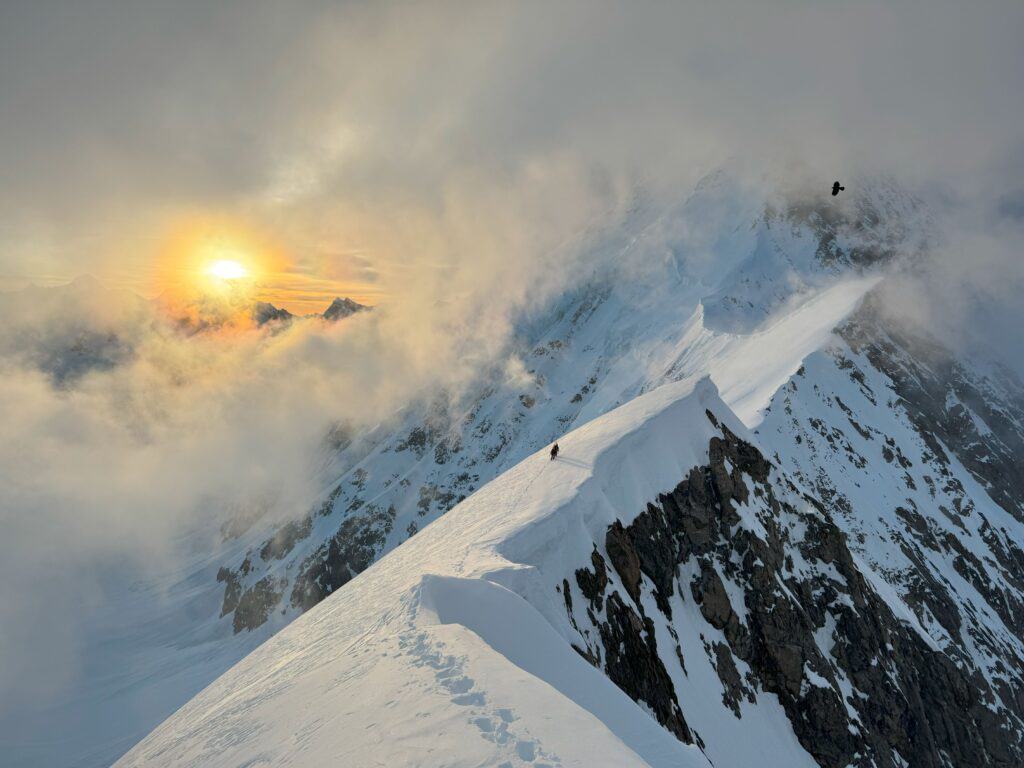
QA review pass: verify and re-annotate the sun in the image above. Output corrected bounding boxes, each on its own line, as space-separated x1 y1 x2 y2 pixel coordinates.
206 259 249 281
153 218 285 316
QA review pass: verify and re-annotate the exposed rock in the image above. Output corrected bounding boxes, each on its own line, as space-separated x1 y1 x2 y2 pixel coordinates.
290 504 396 611
322 297 368 322
574 548 608 611
599 591 693 744
216 567 241 617
605 521 642 605
259 514 313 561
232 577 284 633
252 301 293 326
712 640 746 717
839 291 1024 524
565 425 1024 767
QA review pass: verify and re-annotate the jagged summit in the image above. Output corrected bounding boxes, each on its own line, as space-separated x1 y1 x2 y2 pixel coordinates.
252 301 294 326
253 296 367 325
322 296 368 321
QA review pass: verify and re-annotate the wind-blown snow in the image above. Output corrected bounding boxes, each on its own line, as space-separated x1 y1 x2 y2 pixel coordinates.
711 275 880 425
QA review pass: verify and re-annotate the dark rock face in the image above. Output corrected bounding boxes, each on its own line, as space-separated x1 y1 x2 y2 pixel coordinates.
322 297 368 322
215 502 395 631
759 287 1024 736
605 521 643 604
289 504 395 611
231 576 284 633
574 548 608 611
253 301 294 326
215 566 241 617
259 514 313 561
564 422 1023 767
574 547 693 743
600 591 693 743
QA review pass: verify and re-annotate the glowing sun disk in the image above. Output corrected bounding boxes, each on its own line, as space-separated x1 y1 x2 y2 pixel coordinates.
207 259 249 280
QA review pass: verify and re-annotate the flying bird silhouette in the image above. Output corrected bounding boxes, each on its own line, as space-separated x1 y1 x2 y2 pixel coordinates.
832 181 845 196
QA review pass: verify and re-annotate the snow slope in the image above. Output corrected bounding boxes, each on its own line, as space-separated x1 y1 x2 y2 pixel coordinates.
756 293 1024 740
117 377 787 768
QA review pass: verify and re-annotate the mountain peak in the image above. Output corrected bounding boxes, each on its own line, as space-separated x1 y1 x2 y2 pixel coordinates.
252 301 294 326
322 296 368 321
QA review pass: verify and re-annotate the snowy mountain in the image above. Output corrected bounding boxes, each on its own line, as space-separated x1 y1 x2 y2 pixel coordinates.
119 369 1023 767
0 275 151 385
15 174 1024 767
209 175 925 642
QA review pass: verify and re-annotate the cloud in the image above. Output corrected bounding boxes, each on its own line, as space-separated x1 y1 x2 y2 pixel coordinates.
3 1 1023 281
1 0 1023 719
869 198 1024 374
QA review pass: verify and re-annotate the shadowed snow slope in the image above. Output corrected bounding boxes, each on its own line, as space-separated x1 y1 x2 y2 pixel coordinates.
117 377 738 768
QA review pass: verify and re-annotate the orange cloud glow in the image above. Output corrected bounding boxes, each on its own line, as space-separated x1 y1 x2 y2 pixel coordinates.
150 216 378 322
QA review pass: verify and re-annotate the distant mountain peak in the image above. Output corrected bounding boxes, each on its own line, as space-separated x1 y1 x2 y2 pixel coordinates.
252 301 294 326
322 297 368 321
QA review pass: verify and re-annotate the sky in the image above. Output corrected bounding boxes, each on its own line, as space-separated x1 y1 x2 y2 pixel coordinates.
2 1 1023 312
1 0 1023 739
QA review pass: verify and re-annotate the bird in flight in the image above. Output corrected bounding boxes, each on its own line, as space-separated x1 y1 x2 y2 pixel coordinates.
832 181 845 196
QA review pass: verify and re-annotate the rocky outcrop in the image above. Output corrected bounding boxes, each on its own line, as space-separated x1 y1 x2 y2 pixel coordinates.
565 421 1023 767
259 514 312 561
231 576 284 634
322 297 368 322
757 286 1024 745
600 590 693 743
252 302 294 326
839 291 1024 524
289 504 395 611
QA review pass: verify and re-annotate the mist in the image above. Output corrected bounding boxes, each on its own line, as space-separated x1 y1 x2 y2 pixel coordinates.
1 0 1023 720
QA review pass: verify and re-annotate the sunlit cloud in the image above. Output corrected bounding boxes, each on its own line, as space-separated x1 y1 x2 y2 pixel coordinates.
0 0 1022 732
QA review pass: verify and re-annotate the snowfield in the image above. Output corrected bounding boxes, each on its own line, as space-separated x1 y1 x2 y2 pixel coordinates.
119 375 814 767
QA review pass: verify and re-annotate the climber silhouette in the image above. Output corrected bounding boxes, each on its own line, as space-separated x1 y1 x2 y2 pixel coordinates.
832 181 845 196
549 443 559 460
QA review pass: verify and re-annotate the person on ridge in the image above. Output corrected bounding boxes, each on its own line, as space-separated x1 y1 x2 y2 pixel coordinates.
549 443 559 460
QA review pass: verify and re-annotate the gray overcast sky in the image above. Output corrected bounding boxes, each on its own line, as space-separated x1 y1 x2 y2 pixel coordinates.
0 0 1022 294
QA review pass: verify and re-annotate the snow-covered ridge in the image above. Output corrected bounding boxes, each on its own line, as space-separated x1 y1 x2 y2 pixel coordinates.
121 327 1022 767
118 376 730 768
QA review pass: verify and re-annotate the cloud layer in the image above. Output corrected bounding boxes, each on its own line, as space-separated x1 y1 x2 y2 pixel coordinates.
3 1 1022 286
1 0 1022 720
